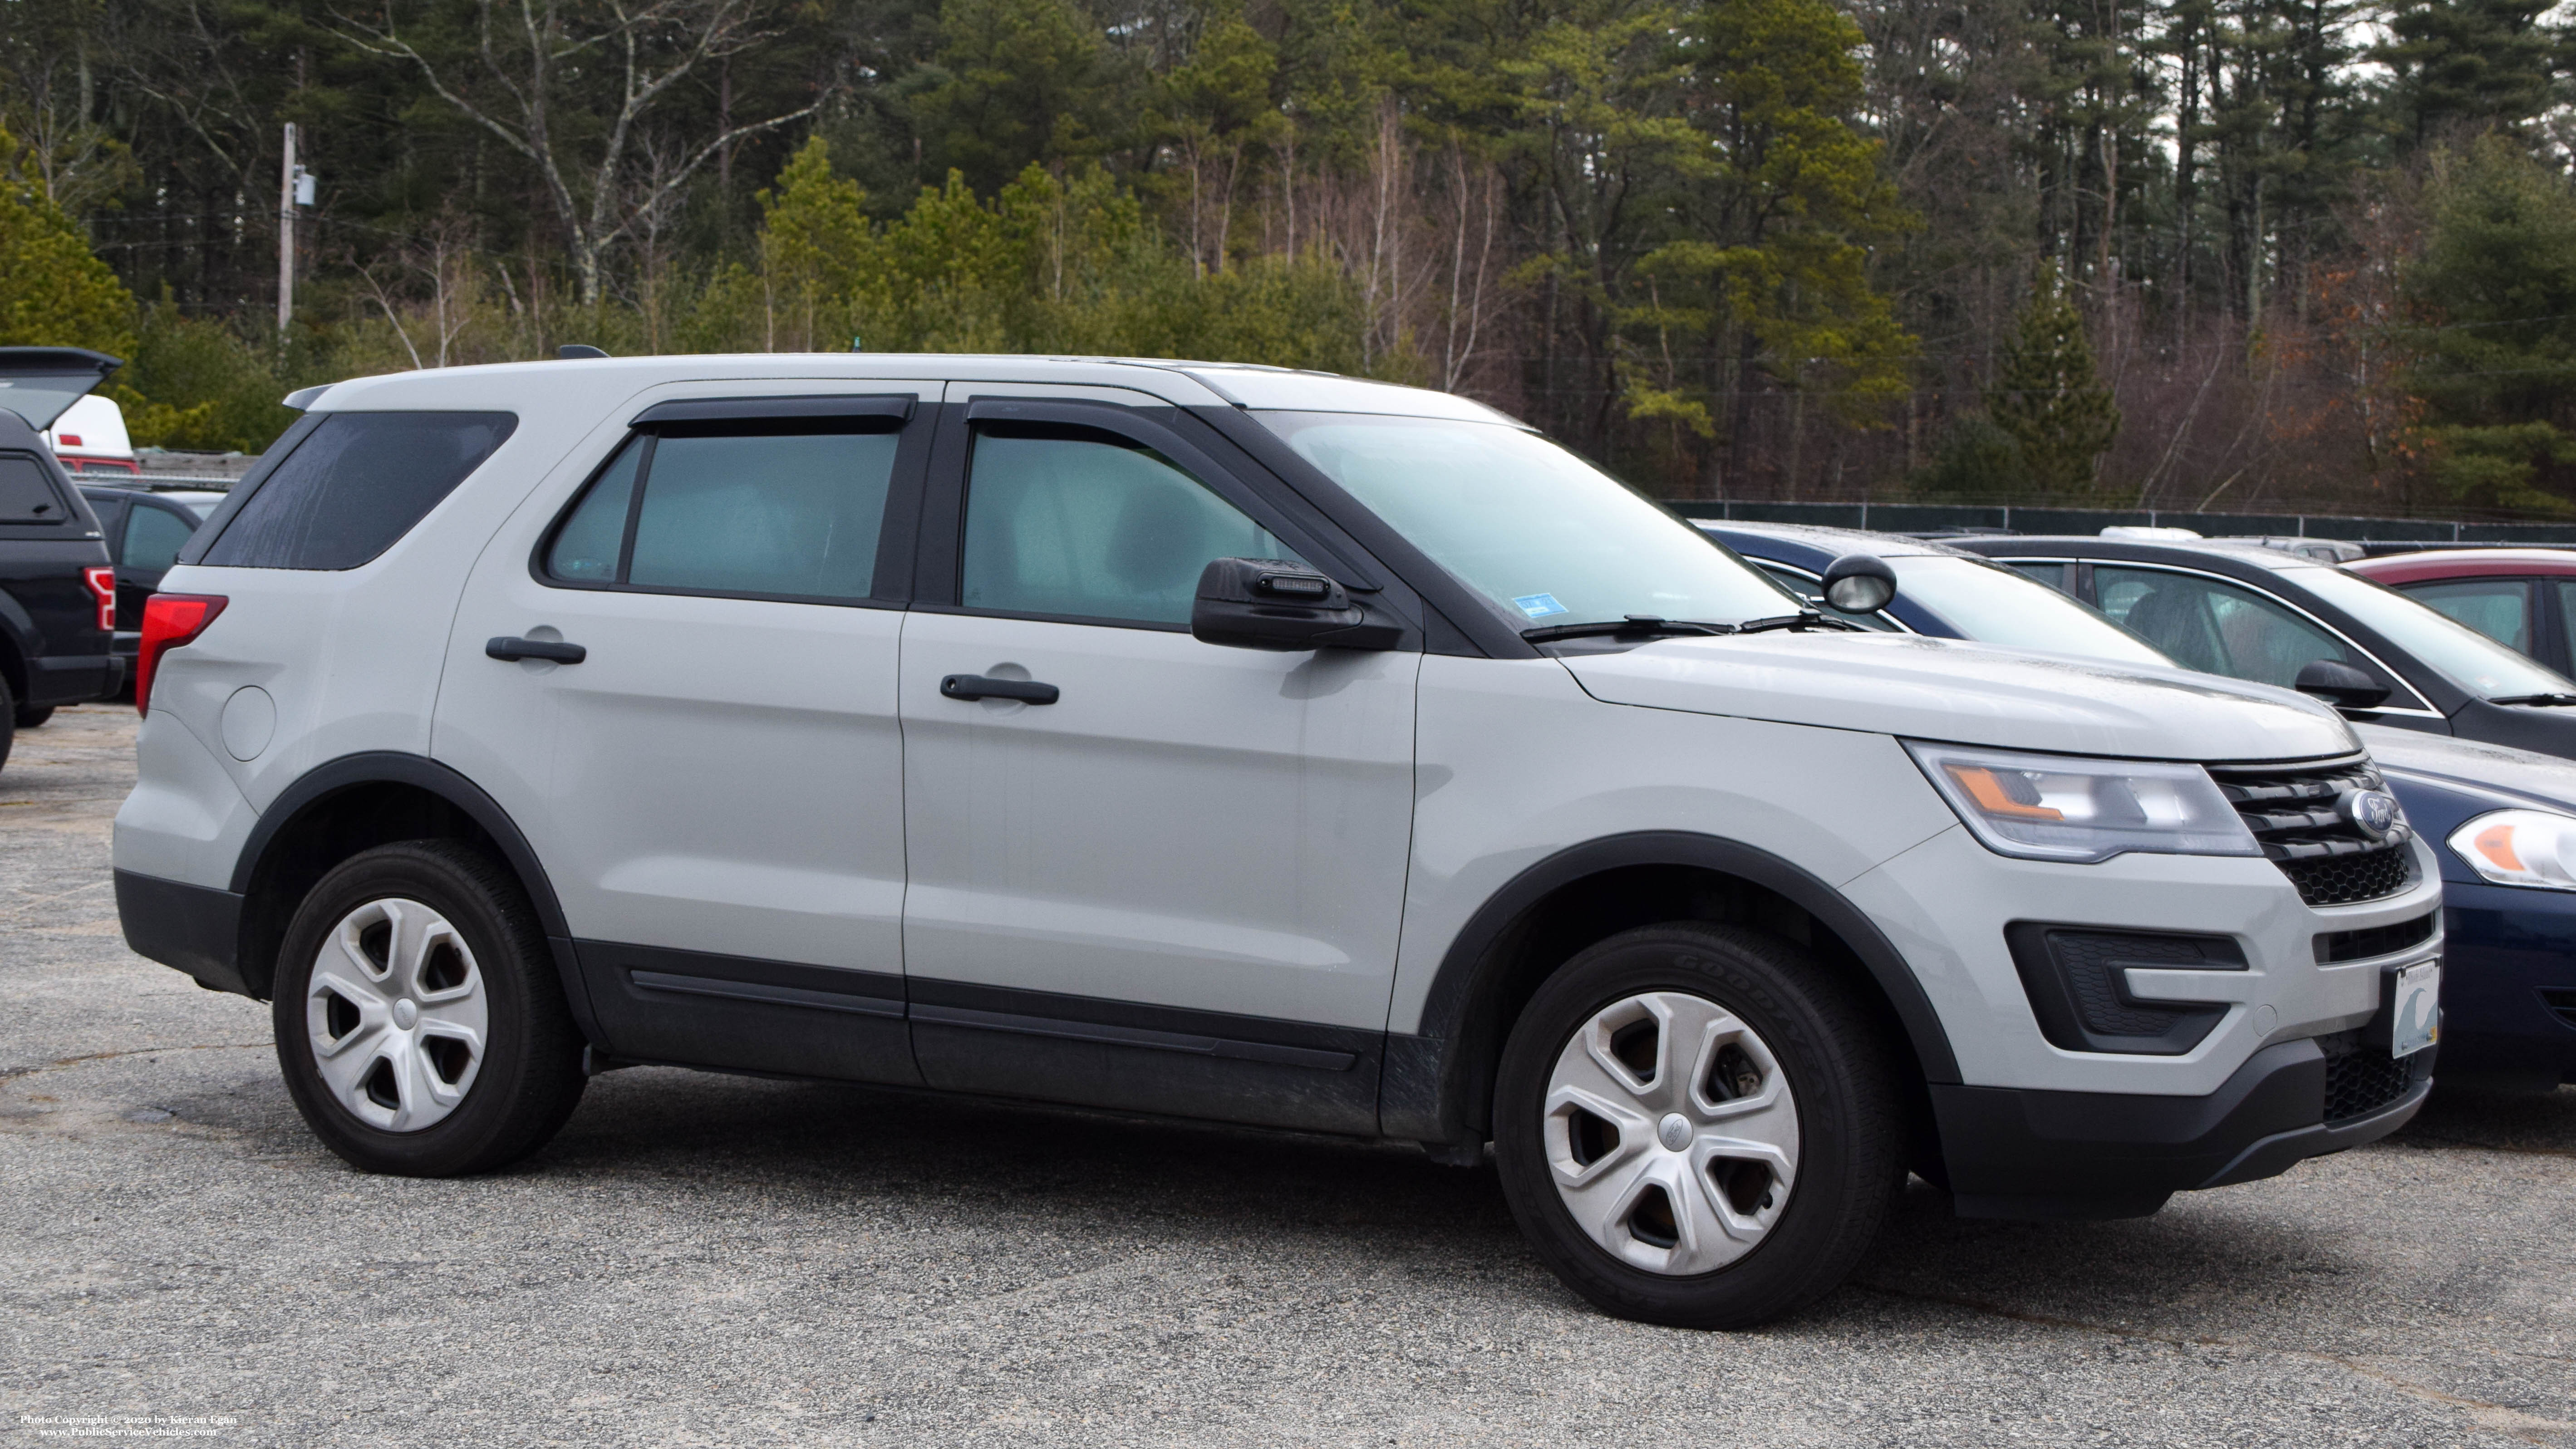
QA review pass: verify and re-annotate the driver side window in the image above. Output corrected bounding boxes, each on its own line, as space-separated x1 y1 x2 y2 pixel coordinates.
2094 566 2366 688
959 430 1298 627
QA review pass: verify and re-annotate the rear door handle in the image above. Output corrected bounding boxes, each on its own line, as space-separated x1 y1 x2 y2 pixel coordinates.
940 673 1058 704
487 636 587 664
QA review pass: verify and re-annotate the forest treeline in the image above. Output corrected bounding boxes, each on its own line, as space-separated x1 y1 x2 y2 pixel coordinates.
1 0 2572 515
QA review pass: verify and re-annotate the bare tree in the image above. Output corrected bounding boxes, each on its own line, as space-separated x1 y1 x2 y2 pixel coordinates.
338 0 835 303
355 216 482 368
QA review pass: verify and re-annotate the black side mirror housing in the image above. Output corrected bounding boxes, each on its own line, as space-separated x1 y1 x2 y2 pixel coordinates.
1192 558 1401 652
1821 553 1898 613
2295 658 2391 712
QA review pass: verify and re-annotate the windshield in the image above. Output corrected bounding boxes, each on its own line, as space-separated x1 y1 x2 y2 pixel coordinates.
2297 565 2576 700
1254 412 1794 628
1892 556 2173 666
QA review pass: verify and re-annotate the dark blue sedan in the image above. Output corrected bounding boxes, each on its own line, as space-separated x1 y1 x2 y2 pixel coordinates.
1705 520 2576 1091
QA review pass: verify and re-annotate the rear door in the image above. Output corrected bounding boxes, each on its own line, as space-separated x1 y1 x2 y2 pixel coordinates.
435 388 936 1085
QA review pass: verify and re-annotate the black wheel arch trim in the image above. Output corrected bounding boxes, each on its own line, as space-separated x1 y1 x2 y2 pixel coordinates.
228 751 597 1038
1385 830 1962 1143
229 751 569 936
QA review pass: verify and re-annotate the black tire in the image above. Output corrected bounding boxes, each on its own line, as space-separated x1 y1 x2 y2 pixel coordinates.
1493 923 1903 1329
272 840 586 1176
13 704 51 729
0 673 17 774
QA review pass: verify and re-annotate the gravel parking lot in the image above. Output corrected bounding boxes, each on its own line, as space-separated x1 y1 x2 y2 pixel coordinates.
3 705 2571 1448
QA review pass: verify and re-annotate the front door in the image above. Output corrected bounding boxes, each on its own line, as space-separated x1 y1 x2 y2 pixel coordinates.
897 393 1420 1132
436 388 934 1084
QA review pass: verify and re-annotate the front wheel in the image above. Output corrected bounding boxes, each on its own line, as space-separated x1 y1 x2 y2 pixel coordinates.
273 840 586 1176
1493 923 1903 1329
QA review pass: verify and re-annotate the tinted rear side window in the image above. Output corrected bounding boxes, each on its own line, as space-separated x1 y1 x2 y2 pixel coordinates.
542 427 902 601
201 412 515 569
629 432 896 598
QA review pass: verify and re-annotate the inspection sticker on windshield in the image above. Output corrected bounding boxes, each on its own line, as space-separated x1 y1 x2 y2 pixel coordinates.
1513 593 1569 619
2389 960 2439 1058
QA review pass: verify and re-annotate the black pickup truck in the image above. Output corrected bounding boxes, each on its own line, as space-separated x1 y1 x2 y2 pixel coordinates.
0 347 125 767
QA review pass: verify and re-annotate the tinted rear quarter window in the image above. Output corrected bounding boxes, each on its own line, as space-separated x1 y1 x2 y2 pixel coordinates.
202 412 516 569
0 454 72 524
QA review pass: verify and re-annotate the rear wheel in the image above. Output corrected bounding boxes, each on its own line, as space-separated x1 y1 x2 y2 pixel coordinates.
0 674 17 773
273 840 585 1176
1493 923 1902 1328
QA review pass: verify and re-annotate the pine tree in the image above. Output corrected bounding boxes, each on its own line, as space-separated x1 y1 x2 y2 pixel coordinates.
2376 0 2559 148
1986 266 2120 497
0 128 134 356
2399 136 2576 514
756 136 875 350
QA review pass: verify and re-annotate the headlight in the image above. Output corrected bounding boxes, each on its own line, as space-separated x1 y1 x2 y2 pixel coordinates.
1905 742 2261 864
2448 809 2576 889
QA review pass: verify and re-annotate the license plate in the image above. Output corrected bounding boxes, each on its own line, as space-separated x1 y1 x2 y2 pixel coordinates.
2389 960 2440 1058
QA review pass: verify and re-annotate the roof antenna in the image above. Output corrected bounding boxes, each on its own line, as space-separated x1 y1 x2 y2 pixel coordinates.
558 344 608 360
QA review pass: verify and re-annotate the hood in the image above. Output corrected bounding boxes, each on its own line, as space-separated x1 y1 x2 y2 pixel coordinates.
2356 722 2576 811
1561 632 2358 763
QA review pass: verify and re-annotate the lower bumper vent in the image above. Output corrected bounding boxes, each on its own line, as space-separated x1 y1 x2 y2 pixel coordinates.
2315 911 2437 964
2006 925 2244 1056
2319 1032 2426 1125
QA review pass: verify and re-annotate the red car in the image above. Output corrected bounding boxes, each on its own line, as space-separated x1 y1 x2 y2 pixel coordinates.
2345 549 2576 677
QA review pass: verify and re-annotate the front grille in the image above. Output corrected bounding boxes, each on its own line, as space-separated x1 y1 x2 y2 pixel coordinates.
2319 1032 2422 1124
2209 759 2413 907
2281 849 2415 907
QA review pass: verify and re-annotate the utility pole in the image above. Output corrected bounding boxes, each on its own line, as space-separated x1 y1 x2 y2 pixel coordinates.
276 123 298 335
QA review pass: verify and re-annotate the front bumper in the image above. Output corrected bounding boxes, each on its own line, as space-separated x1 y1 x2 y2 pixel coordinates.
1934 1035 2434 1218
1842 825 2445 1096
2439 879 2576 1088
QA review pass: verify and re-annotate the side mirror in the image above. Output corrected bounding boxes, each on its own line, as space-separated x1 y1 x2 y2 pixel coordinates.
2295 658 2391 712
1821 554 1898 614
1192 557 1401 652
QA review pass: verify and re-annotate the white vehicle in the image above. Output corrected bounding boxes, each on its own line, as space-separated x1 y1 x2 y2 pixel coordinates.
44 393 138 475
113 357 2441 1327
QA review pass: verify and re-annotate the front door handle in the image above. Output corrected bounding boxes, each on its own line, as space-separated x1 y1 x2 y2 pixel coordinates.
940 673 1058 704
487 636 587 664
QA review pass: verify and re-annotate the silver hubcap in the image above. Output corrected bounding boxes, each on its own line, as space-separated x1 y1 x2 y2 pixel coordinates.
1543 991 1800 1276
305 898 488 1132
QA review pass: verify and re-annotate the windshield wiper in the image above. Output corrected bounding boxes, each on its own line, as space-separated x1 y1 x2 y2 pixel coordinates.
2489 692 2576 707
1731 611 1866 635
1521 614 1734 644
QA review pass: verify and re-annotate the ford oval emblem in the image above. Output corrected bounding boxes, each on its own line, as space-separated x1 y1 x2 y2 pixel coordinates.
2339 788 2400 840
